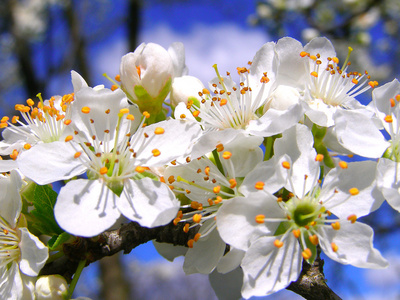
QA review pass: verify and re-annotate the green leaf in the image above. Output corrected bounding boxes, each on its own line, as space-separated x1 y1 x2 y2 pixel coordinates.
28 183 63 236
48 232 71 251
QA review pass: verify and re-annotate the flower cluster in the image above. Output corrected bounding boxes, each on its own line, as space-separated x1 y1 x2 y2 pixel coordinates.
0 37 398 299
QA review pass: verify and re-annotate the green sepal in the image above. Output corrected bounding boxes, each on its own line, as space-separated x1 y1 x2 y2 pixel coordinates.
311 124 335 169
274 221 290 236
48 232 72 251
26 183 63 236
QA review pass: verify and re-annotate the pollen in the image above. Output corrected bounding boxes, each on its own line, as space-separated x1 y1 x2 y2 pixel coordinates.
315 154 324 162
135 166 146 173
26 98 35 106
300 51 308 57
115 74 121 82
309 235 319 246
183 223 190 233
74 152 82 159
143 111 150 119
331 242 339 252
65 135 73 142
292 229 301 238
202 88 210 94
311 71 318 78
349 187 359 195
282 161 291 169
111 85 118 91
331 222 341 230
180 114 186 119
194 233 201 242
152 149 161 157
213 186 221 193
187 239 194 248
64 119 72 125
255 214 265 223
23 143 31 150
126 114 135 120
220 98 227 106
302 248 312 260
119 108 130 115
338 161 348 169
204 166 210 176
173 217 181 226
229 178 237 188
193 214 202 223
154 127 165 135
10 149 18 160
81 107 91 114
100 167 108 175
255 181 265 190
216 143 224 152
384 115 393 123
347 214 357 223
222 151 232 159
274 239 284 248
390 98 396 107
192 110 200 117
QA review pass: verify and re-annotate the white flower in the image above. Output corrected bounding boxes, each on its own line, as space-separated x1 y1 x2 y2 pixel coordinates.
17 81 202 237
163 134 262 274
0 93 74 172
35 275 68 300
371 79 400 211
174 37 306 158
216 124 387 298
170 75 205 107
0 170 49 300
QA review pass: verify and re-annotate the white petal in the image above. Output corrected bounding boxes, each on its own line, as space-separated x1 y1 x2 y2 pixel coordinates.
304 37 336 62
183 226 226 275
0 263 23 300
216 194 285 251
322 161 384 218
118 178 179 228
209 267 243 300
0 170 22 227
376 158 400 212
247 103 305 137
168 42 188 77
0 159 18 172
55 179 121 237
216 248 245 274
318 222 388 269
333 109 389 158
152 241 188 262
18 141 87 185
241 235 302 298
19 227 48 277
136 119 202 166
71 70 88 92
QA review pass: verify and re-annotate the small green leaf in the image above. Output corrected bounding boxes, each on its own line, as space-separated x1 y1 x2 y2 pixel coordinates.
48 232 72 251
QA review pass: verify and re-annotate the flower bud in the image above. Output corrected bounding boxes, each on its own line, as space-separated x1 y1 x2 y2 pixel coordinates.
170 75 204 107
35 275 68 300
120 43 174 116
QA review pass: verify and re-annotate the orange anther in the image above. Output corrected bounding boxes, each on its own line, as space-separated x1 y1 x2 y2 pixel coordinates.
349 187 359 195
338 161 348 169
255 181 264 190
347 214 357 223
309 235 319 246
255 214 265 224
282 161 291 169
292 229 301 238
222 151 232 159
154 127 165 135
302 248 312 260
274 239 284 248
331 222 341 230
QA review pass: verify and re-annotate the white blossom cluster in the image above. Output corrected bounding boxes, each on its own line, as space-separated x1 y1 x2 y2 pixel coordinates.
0 36 399 299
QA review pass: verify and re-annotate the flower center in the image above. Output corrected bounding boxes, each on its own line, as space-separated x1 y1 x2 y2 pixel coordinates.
0 217 20 269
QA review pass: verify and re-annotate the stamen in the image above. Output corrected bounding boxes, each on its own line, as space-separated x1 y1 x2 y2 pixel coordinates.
274 239 284 248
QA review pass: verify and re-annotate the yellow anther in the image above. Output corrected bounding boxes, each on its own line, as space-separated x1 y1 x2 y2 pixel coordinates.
331 222 341 230
115 74 121 82
309 235 319 246
65 135 73 142
119 108 130 115
274 239 284 248
315 154 324 162
292 229 301 238
152 149 161 157
187 239 194 248
396 94 400 101
136 66 141 78
302 248 312 260
183 223 190 233
255 214 265 224
229 178 237 188
282 161 291 169
193 214 202 223
192 110 200 117
10 149 18 160
220 98 227 106
23 143 31 150
349 187 359 195
173 217 181 226
222 151 232 159
390 98 396 107
81 106 91 114
154 127 165 135
202 88 210 94
11 116 19 123
1 116 9 123
135 166 146 173
194 233 201 242
331 242 339 252
332 57 339 64
0 123 7 128
143 111 150 118
204 166 210 176
126 114 135 121
338 161 348 169
216 143 224 152
384 115 393 123
300 51 308 57
213 186 221 193
352 78 358 85
254 181 264 190
347 214 357 223
26 98 35 106
100 167 108 175
310 71 318 78
111 85 118 91
177 211 183 219
180 114 186 119
74 152 82 159
63 118 72 125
